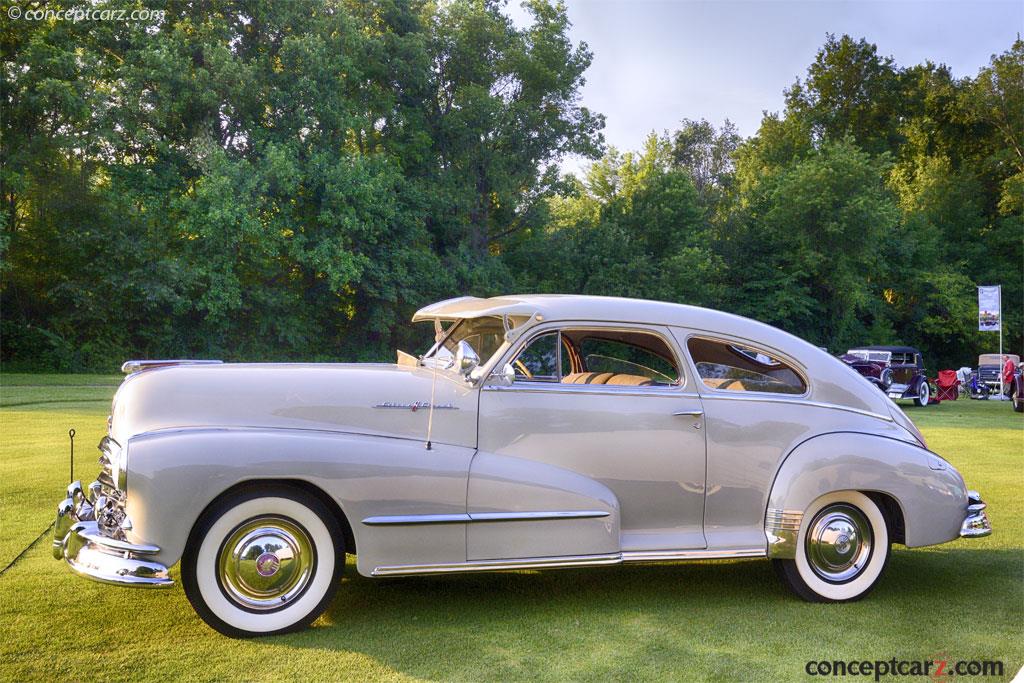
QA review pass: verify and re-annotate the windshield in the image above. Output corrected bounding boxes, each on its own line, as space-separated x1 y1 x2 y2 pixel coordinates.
423 316 507 369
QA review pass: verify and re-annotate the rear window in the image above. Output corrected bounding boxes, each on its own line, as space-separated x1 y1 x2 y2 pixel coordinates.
687 337 806 395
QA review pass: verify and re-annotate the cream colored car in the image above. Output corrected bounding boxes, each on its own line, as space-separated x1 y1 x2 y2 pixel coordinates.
52 295 991 637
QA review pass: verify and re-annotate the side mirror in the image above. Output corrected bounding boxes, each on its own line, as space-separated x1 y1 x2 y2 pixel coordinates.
454 340 480 378
489 363 515 386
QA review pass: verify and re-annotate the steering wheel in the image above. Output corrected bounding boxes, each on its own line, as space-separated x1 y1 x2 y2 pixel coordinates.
514 359 533 378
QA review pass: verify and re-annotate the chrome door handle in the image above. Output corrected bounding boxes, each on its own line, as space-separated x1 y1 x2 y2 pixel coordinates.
672 410 704 417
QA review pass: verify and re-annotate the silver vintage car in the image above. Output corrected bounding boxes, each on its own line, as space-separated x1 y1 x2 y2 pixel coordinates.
52 295 992 637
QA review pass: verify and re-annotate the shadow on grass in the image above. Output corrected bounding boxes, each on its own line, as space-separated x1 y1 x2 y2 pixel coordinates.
269 547 1022 680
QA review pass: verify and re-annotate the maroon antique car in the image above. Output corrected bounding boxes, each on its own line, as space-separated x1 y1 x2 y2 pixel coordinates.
840 345 932 407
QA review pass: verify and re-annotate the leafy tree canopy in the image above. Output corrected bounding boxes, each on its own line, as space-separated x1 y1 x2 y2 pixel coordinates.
2 8 1020 372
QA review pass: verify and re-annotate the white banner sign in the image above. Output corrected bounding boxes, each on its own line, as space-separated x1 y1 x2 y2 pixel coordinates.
978 285 1001 332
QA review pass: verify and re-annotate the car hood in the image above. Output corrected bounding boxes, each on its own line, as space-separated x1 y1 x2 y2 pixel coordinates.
110 363 479 448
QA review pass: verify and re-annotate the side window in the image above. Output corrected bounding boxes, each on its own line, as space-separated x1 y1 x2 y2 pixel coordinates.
687 337 806 395
563 330 681 387
512 332 560 381
577 338 679 385
509 328 682 387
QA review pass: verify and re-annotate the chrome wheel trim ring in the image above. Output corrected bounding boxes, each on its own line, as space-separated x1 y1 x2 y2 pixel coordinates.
805 504 873 584
217 516 316 611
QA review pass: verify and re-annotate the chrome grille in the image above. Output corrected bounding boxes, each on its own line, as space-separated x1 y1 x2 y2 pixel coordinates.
93 436 127 539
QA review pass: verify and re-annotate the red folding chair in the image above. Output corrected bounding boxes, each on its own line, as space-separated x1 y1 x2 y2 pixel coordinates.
935 370 960 401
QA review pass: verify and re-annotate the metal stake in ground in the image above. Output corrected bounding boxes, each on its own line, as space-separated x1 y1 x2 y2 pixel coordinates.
68 428 75 482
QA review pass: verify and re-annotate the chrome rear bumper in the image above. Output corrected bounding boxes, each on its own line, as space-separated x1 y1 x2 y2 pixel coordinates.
53 480 173 587
960 490 992 538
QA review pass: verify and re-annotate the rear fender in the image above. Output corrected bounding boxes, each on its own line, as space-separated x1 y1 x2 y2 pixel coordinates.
765 432 967 557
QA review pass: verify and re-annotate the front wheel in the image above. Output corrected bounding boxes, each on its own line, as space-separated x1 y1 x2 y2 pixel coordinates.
913 380 930 407
772 491 890 602
1013 387 1023 413
181 485 344 637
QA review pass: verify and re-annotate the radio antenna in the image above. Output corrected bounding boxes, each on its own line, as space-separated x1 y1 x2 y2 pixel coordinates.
425 360 438 451
425 321 445 451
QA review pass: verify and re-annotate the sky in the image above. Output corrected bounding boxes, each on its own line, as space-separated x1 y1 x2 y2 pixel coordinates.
504 0 1023 173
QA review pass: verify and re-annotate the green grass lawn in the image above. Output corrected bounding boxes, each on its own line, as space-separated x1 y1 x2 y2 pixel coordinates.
0 374 1021 681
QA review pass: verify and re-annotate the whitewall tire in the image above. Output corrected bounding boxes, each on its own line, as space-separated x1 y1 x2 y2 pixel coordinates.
913 381 930 407
181 485 344 637
773 491 890 602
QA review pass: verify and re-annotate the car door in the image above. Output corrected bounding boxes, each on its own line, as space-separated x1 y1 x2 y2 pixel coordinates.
468 322 707 560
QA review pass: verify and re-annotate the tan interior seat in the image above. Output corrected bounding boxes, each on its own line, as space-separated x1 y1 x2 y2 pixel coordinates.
562 372 614 384
561 372 653 386
604 374 653 386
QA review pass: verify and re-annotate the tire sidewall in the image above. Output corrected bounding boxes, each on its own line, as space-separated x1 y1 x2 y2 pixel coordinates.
914 380 930 406
793 491 889 601
182 487 342 637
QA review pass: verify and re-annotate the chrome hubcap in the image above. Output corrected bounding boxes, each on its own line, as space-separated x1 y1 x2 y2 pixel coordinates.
218 516 315 611
920 383 928 401
806 504 872 583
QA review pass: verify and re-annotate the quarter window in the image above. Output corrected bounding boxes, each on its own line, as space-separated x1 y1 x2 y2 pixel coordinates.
687 338 806 394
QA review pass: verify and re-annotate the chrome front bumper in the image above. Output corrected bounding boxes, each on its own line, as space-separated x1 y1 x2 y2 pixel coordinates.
960 490 992 538
53 480 173 587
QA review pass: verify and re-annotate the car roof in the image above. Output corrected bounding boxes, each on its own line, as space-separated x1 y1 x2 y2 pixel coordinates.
850 345 920 355
416 294 768 330
414 295 894 419
979 353 1019 363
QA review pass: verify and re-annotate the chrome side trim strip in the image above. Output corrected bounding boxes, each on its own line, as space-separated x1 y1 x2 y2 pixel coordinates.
470 510 610 522
362 513 470 526
621 548 765 562
372 553 621 576
371 548 768 576
483 384 700 399
361 510 611 526
484 377 890 422
765 507 804 559
698 393 893 422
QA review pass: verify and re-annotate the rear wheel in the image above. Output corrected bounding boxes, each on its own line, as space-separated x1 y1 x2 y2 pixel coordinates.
181 485 344 637
773 491 890 602
913 380 930 407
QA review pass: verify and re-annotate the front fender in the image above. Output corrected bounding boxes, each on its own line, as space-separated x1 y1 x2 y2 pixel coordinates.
907 373 927 394
765 432 967 557
123 427 475 576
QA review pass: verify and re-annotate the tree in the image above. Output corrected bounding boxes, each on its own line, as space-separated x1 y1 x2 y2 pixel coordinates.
1 0 603 369
670 118 741 211
727 138 899 349
784 34 904 155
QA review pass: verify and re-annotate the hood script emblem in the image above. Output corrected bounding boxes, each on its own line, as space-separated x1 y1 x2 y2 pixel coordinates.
374 401 458 412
